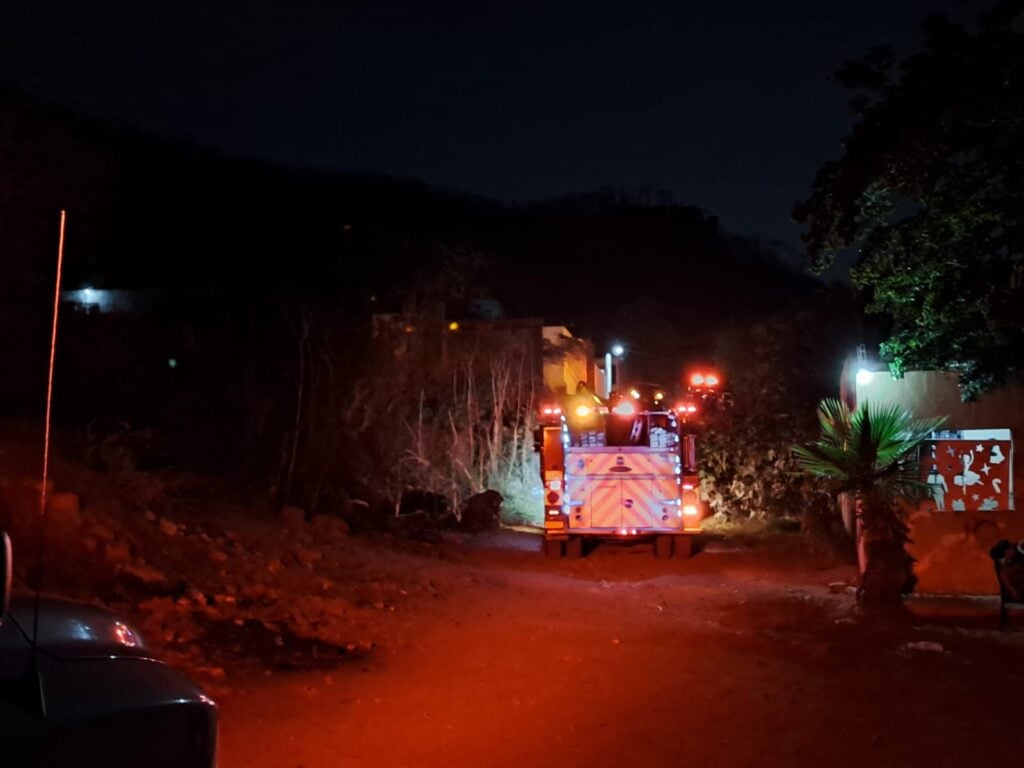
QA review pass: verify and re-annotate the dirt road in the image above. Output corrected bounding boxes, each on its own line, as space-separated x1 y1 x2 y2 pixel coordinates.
218 534 1024 768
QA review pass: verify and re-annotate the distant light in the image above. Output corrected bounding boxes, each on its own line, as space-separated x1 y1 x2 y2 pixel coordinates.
629 388 641 399
856 368 874 386
690 373 704 386
81 287 95 302
404 324 415 333
575 405 593 418
168 358 178 369
542 407 553 415
448 321 460 331
654 391 664 401
705 374 720 387
612 400 636 417
611 344 625 357
553 407 562 415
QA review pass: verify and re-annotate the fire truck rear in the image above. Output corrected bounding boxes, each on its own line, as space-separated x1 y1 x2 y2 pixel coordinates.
536 390 704 558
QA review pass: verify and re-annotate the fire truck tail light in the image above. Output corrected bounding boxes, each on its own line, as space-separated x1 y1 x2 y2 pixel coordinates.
682 483 694 490
548 479 562 491
682 487 699 516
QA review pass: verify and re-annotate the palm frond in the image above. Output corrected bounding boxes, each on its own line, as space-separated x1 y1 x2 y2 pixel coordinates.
795 398 947 502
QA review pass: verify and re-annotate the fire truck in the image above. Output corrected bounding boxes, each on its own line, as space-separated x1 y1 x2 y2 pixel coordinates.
536 380 712 559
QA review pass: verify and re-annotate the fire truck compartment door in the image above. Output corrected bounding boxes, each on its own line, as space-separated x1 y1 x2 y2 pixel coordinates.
620 478 662 529
589 482 622 528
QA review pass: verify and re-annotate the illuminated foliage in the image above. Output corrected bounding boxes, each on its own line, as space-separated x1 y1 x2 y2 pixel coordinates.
699 297 858 523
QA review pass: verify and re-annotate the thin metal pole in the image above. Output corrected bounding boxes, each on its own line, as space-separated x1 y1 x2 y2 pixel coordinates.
32 209 66 642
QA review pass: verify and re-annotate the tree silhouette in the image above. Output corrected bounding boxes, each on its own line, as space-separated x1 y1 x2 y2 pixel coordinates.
795 1 1024 399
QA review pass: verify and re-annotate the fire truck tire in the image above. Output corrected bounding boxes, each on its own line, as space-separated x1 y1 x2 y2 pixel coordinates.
565 536 583 559
654 535 673 559
543 539 565 559
674 535 695 559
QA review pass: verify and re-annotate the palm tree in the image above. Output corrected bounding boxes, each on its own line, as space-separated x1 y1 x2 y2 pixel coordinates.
794 399 946 605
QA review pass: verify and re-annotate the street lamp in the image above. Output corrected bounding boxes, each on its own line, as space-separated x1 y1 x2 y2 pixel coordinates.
855 343 873 386
604 343 625 398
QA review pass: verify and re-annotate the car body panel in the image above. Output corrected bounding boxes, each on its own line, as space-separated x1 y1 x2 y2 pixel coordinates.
1 594 217 767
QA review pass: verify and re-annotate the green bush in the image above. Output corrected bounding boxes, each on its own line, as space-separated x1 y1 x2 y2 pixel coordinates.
697 299 857 522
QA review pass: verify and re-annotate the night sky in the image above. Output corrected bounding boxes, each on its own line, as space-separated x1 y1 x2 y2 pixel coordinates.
0 0 976 246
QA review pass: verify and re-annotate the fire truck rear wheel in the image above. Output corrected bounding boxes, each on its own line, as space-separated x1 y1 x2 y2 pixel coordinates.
654 535 673 559
565 536 583 559
543 539 565 559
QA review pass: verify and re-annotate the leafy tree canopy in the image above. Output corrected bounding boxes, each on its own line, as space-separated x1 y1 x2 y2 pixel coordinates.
794 1 1024 400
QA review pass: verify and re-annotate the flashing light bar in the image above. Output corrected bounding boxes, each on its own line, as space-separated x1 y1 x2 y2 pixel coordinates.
688 371 722 388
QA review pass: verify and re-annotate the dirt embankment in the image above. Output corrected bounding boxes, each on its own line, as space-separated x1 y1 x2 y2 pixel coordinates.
0 435 478 688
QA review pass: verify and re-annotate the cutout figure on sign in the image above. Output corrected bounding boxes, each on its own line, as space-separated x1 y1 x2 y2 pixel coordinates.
953 451 982 492
925 464 948 511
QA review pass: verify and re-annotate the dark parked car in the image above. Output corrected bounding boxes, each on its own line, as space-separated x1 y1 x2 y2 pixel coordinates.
0 532 218 767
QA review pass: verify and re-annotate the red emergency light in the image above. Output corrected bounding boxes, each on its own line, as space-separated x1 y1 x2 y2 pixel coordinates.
687 370 722 389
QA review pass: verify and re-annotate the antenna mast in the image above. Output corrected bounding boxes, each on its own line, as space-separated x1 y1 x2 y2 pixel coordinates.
32 209 66 643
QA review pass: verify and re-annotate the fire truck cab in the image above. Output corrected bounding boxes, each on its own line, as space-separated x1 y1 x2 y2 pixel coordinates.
537 391 703 558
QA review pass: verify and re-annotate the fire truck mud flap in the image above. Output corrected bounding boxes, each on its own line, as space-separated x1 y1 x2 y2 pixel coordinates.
543 538 565 559
654 535 673 559
674 535 696 559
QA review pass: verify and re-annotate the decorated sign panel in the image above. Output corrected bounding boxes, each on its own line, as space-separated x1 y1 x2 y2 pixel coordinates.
919 429 1013 512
